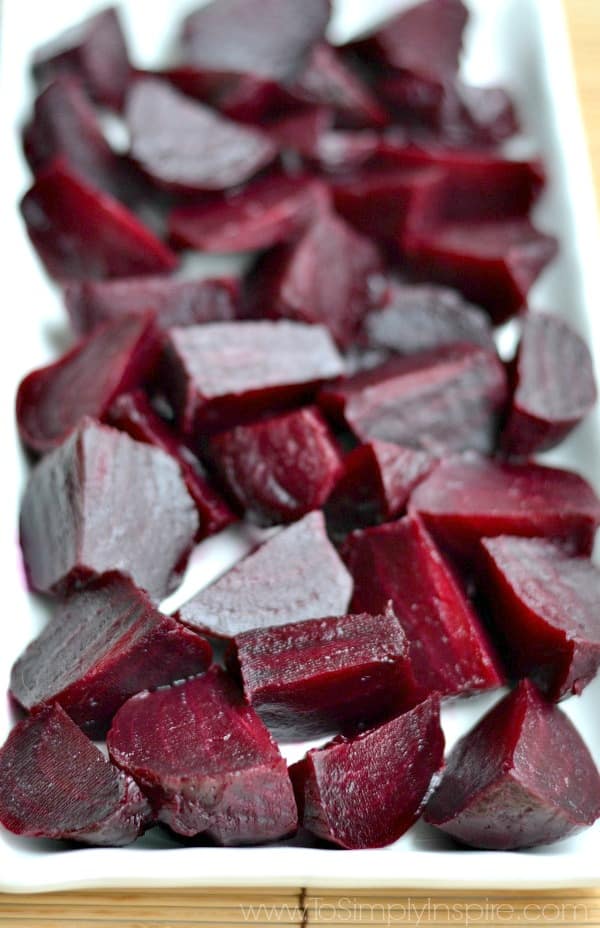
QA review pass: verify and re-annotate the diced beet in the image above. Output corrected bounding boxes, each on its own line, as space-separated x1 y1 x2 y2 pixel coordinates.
289 697 444 849
479 537 600 701
126 79 278 193
424 680 600 849
456 82 520 148
107 668 297 844
228 607 421 740
313 130 380 174
162 320 344 435
209 407 342 526
177 511 352 640
20 419 198 601
10 572 211 736
266 106 332 159
410 452 600 560
343 515 503 698
20 160 178 281
0 705 151 846
108 391 235 539
16 314 160 454
501 313 598 457
32 7 131 111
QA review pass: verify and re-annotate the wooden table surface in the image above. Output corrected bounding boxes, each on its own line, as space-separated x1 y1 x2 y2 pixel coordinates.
2 2 599 925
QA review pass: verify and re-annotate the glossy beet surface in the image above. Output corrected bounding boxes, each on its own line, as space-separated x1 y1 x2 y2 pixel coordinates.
20 419 198 601
177 511 352 640
0 705 151 846
290 697 444 849
10 572 211 735
107 668 297 844
425 681 600 849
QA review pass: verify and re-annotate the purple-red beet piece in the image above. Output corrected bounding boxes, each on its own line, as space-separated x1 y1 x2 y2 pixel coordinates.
501 312 598 457
10 572 211 736
20 160 178 281
209 407 343 526
424 680 600 849
20 418 198 601
16 313 160 454
107 668 297 844
0 704 151 846
177 511 352 640
267 106 332 159
343 515 503 698
479 537 600 701
290 697 444 849
313 129 380 174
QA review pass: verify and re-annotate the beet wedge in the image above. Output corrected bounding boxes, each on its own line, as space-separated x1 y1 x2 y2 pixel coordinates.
290 697 444 849
0 705 151 846
177 511 352 640
107 668 297 844
425 680 600 849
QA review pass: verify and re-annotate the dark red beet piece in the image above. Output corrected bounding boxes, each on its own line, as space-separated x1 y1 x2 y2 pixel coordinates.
126 79 278 193
267 106 332 159
32 7 130 110
0 705 151 846
107 668 297 844
343 515 503 698
16 313 160 454
20 418 198 601
501 313 597 457
313 129 380 174
410 452 600 560
163 320 344 436
424 680 600 849
10 572 211 736
177 511 352 640
479 537 600 701
108 391 235 539
229 607 421 740
209 407 343 525
290 697 444 849
20 160 178 281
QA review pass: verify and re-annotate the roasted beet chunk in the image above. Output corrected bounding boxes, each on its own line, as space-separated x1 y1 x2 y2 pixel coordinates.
10 572 211 736
290 697 444 849
107 668 297 844
343 515 503 698
177 511 352 640
209 407 342 526
0 705 151 846
126 79 278 193
425 680 600 849
229 607 421 740
479 537 600 701
20 160 178 281
16 313 160 454
410 453 600 560
501 313 597 457
20 419 198 601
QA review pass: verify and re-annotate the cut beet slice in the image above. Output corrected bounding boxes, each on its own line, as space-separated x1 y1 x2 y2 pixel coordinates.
107 668 297 844
343 515 503 698
209 407 343 525
501 313 597 457
289 697 444 849
32 7 130 110
177 511 352 640
10 572 211 736
410 452 600 560
479 536 600 701
267 106 332 159
108 391 235 539
228 606 421 740
126 79 278 193
162 320 344 435
20 160 178 281
0 705 151 846
424 680 600 849
313 129 380 174
20 418 198 601
16 313 160 454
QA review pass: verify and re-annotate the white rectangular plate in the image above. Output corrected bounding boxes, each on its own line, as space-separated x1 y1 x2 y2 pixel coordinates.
2 0 600 893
